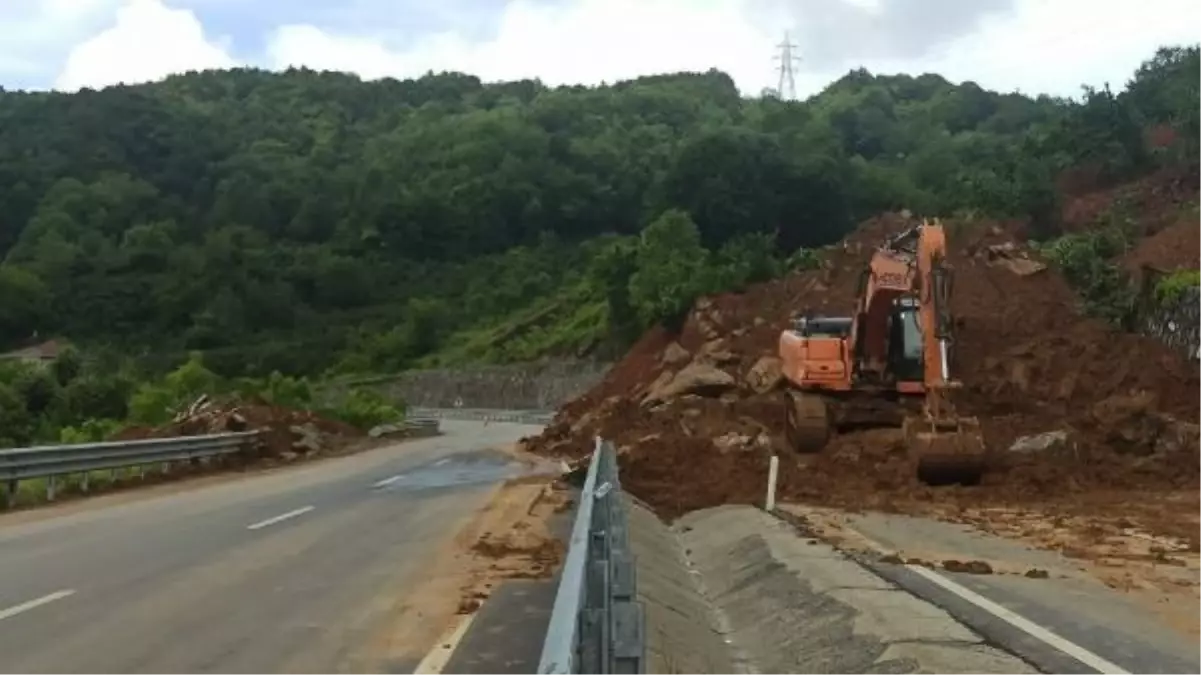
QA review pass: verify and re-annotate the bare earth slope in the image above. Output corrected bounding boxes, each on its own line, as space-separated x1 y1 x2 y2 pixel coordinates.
521 210 1200 569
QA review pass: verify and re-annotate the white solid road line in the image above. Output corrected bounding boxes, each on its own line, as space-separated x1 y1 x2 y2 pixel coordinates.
412 613 478 674
246 506 315 531
0 589 76 622
906 564 1130 674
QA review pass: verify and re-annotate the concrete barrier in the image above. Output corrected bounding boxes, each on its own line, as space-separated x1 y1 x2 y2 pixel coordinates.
626 497 735 674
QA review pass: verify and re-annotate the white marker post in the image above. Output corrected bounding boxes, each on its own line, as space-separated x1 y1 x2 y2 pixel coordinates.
765 455 779 512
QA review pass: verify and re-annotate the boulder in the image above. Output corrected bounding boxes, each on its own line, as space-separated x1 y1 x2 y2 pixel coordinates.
714 432 753 453
1008 430 1069 454
642 363 736 405
661 341 690 366
745 356 784 393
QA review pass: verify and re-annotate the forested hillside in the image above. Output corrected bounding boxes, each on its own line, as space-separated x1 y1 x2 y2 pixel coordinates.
0 45 1196 378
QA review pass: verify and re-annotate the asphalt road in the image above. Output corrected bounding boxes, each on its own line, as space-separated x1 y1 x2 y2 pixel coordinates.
0 420 544 674
783 506 1201 674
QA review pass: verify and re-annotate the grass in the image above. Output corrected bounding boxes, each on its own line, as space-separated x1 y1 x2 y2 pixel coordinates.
420 280 609 367
1154 268 1201 304
5 465 175 509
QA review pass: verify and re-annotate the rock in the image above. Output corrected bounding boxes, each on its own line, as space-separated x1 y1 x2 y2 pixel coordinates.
226 411 249 432
639 369 674 400
1152 416 1200 455
642 363 736 405
942 559 994 575
983 242 1047 276
753 317 766 327
290 423 324 454
713 432 752 453
745 356 784 394
292 435 323 454
661 341 690 366
998 257 1047 276
1008 430 1069 454
696 339 738 366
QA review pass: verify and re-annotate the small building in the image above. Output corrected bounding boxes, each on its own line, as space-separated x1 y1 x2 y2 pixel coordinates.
0 339 64 365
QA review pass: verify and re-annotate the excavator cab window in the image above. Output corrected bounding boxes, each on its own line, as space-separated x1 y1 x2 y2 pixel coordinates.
887 299 923 382
800 316 853 338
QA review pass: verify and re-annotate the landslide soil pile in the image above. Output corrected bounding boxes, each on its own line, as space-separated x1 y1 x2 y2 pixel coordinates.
114 397 364 461
522 213 1200 544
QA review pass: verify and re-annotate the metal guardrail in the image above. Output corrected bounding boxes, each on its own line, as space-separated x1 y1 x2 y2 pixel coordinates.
538 438 644 674
0 432 260 508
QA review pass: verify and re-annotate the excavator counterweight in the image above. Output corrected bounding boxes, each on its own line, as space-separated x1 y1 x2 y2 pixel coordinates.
777 218 986 485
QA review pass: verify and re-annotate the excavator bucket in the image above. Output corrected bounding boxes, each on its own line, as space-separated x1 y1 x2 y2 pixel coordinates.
905 414 987 485
785 390 830 454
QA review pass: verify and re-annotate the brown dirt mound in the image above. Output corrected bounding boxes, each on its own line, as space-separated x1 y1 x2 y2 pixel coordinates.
1061 164 1200 236
1121 217 1200 274
521 212 1201 535
113 398 364 460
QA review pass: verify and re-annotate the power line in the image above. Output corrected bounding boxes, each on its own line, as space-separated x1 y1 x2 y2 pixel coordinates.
772 31 802 100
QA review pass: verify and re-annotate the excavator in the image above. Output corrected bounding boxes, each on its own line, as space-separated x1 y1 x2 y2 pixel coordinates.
777 218 987 485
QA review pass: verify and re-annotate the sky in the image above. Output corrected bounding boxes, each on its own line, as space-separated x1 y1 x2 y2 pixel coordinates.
0 0 1197 99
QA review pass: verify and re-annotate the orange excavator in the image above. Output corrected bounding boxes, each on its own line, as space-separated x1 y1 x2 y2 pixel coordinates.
777 218 987 485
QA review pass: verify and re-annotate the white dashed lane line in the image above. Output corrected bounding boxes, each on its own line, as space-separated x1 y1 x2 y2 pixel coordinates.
0 590 76 622
372 474 404 489
246 506 315 531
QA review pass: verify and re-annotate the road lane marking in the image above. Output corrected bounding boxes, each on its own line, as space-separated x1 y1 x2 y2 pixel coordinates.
372 474 404 489
906 564 1130 674
246 506 314 530
0 589 76 621
433 458 450 467
413 612 477 674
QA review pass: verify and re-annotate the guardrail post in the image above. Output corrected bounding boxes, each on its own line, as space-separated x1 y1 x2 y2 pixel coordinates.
80 471 90 493
4 480 17 509
46 475 57 501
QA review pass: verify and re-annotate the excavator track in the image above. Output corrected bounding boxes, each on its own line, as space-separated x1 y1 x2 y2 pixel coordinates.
905 414 987 485
784 389 914 454
785 389 830 453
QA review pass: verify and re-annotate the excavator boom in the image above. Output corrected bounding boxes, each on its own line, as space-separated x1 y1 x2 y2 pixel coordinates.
905 221 986 484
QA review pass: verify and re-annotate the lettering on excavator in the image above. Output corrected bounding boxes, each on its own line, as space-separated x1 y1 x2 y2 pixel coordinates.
776 218 986 486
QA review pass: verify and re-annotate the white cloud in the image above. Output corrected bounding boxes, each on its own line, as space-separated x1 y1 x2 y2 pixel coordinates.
54 0 235 91
264 0 1200 99
268 0 785 93
871 0 1201 98
4 0 1196 97
0 0 120 85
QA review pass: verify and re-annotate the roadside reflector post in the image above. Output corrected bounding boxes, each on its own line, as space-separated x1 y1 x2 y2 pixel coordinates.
765 455 780 512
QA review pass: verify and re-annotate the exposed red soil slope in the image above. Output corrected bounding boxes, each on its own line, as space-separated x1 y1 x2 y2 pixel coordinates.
521 211 1200 550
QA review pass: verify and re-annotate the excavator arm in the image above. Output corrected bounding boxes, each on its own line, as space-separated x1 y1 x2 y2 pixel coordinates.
907 219 986 484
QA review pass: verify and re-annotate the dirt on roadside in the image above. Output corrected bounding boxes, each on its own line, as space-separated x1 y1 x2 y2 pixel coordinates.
360 473 569 669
